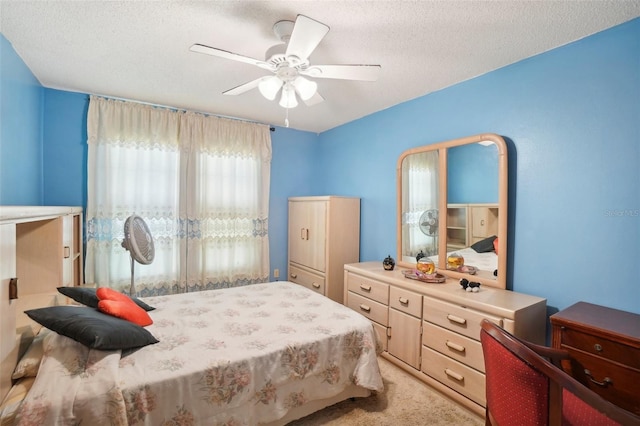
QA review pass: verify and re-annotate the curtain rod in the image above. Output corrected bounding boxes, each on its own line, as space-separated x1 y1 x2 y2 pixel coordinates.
90 94 276 132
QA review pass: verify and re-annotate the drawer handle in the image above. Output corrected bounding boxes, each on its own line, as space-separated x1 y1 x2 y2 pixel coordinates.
290 273 298 279
312 282 320 289
594 343 603 352
359 284 372 292
444 368 464 382
445 341 466 353
584 369 612 387
359 304 371 313
398 297 409 305
447 314 467 325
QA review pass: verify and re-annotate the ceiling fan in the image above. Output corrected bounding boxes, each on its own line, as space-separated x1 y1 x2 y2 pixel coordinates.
190 15 381 112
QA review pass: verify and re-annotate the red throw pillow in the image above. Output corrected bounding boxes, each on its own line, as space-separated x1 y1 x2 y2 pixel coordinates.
96 287 153 326
97 287 133 304
98 300 153 327
493 237 499 255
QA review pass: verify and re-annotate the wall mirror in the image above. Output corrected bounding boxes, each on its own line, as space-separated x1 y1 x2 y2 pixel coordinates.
396 133 508 289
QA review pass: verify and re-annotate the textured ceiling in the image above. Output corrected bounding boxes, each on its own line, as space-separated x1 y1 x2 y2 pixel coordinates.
1 1 639 133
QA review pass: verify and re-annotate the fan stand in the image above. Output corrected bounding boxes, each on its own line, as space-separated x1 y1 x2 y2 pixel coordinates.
129 255 137 297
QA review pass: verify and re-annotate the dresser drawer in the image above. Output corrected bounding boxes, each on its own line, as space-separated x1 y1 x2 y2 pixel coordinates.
559 328 640 369
424 297 503 341
421 346 486 406
346 273 389 304
347 291 389 326
289 265 325 296
422 321 485 372
568 349 640 415
389 286 422 318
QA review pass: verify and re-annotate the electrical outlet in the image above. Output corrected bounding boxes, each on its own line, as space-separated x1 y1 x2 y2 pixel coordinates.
273 269 280 279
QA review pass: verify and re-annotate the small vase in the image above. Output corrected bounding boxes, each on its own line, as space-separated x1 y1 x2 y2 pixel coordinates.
383 255 395 271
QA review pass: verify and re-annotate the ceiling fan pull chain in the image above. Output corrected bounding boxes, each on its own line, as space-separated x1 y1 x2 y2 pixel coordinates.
284 107 290 128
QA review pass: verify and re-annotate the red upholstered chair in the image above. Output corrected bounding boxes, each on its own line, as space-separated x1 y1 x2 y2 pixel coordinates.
480 320 640 426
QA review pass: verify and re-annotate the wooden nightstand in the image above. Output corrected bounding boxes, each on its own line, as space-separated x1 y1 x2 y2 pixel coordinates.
550 302 640 415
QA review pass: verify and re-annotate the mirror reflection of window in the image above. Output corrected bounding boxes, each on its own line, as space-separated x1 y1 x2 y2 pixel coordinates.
402 150 439 259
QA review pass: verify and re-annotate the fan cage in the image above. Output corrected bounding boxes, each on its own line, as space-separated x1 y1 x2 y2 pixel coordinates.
419 209 439 236
124 216 155 265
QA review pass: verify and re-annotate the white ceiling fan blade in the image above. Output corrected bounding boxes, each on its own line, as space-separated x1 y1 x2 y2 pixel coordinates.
285 15 329 62
223 77 263 96
190 44 274 71
302 65 381 81
303 91 325 106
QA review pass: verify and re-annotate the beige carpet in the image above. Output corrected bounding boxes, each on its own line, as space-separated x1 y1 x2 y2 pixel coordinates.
288 356 484 425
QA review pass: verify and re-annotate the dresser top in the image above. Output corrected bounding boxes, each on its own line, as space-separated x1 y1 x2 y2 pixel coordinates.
345 261 546 319
550 301 640 341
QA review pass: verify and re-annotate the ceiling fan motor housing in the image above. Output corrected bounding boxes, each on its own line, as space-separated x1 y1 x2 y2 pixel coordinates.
264 43 307 70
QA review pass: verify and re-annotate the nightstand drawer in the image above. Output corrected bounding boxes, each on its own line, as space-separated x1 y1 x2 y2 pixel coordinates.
559 328 640 369
421 346 486 406
347 291 389 326
389 286 422 318
568 349 640 415
347 273 389 304
424 297 503 341
422 321 485 372
289 265 325 296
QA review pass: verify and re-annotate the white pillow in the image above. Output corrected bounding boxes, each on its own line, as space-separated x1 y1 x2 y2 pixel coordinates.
0 377 36 425
11 328 50 380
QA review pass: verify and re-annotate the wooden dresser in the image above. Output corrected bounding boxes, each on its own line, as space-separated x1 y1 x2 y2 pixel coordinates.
550 302 640 416
344 261 547 416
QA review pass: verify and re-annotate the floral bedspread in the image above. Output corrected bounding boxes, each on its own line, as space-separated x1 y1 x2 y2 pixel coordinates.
16 281 384 425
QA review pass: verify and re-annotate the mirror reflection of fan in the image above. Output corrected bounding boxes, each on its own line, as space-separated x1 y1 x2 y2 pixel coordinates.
122 215 155 296
419 209 438 236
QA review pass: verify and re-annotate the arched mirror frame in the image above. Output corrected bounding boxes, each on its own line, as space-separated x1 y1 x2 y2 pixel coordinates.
396 133 508 289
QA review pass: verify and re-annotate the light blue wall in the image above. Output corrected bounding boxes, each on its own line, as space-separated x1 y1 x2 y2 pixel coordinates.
0 34 44 204
1 19 638 318
316 18 640 315
447 143 498 204
42 91 88 207
268 127 319 280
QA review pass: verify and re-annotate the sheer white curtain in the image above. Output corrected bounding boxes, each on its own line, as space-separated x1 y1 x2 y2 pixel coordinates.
402 150 439 258
85 96 271 296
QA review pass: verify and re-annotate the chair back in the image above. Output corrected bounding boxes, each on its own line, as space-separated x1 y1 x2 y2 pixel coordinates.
480 320 640 426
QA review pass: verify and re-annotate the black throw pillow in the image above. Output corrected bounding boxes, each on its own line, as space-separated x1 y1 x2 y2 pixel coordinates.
25 306 158 351
57 286 155 311
470 235 497 253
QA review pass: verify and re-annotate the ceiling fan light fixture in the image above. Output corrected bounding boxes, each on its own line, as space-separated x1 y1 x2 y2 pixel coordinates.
292 76 317 101
279 83 298 108
258 76 283 100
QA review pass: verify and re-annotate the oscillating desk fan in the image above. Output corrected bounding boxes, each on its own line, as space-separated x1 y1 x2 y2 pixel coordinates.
121 215 155 296
419 209 439 237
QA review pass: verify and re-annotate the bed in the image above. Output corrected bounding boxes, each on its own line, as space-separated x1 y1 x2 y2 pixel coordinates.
1 281 384 425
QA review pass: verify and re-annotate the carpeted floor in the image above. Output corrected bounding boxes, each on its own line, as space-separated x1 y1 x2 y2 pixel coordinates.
288 356 484 425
